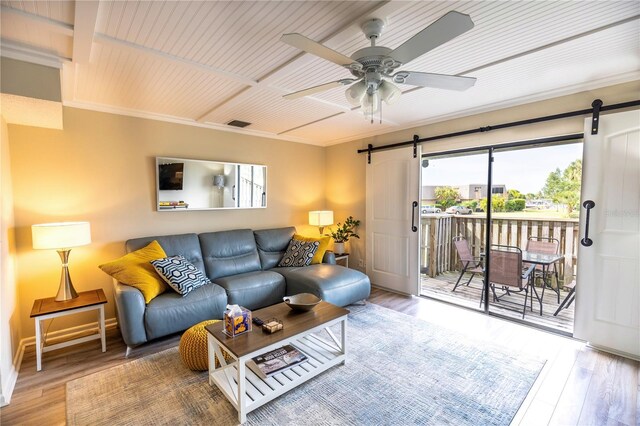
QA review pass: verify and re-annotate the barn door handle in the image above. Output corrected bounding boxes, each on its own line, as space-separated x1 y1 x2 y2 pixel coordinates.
411 201 418 232
581 200 595 247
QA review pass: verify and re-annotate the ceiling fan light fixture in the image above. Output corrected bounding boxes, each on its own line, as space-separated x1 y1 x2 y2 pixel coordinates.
379 80 401 105
361 92 380 115
345 80 366 107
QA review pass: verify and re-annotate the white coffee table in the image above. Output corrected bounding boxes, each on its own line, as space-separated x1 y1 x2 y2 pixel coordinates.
206 301 348 423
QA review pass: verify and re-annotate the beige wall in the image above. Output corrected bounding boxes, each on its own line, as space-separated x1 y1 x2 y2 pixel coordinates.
1 116 20 404
326 80 640 273
8 107 326 337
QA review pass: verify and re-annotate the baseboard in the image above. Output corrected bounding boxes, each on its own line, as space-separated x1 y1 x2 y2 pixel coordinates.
0 333 26 407
0 364 18 407
0 317 118 406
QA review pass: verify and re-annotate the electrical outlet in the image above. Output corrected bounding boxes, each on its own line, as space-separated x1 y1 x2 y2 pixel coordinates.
358 259 364 268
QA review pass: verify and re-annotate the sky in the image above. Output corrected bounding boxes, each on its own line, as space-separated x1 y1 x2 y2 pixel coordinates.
421 142 583 194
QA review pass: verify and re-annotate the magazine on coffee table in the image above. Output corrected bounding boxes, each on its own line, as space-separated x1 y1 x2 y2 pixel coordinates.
247 344 307 379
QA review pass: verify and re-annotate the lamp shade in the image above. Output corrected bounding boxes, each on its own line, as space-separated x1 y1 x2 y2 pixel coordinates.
308 211 334 227
361 92 380 115
379 80 401 105
32 222 91 250
345 81 366 107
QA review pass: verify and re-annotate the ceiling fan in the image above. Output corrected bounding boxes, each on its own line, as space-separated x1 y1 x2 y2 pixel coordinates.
280 11 477 121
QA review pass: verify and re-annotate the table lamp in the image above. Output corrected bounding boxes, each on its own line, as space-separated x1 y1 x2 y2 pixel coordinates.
32 222 91 301
308 210 333 234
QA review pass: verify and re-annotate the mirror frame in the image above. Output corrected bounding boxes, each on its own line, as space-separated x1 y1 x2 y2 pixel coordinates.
156 156 267 211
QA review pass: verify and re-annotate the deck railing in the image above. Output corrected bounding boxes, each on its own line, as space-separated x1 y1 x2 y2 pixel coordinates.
420 215 579 286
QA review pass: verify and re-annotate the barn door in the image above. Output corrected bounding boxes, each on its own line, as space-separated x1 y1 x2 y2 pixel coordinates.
366 147 421 295
574 109 640 358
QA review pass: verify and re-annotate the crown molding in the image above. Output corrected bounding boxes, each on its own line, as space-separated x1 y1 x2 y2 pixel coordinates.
0 39 68 69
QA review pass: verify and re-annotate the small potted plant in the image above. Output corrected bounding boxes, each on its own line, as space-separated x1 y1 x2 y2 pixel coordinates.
329 216 361 255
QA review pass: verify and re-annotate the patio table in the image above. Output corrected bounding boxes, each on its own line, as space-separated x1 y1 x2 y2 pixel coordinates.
522 251 564 305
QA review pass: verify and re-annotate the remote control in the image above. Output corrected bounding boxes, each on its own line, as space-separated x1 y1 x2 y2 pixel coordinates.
252 317 264 326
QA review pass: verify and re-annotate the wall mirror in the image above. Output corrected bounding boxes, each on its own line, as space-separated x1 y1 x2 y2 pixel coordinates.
156 157 267 211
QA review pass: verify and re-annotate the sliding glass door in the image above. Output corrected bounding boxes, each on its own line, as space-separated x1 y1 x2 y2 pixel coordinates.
419 139 583 335
419 150 489 312
487 141 583 334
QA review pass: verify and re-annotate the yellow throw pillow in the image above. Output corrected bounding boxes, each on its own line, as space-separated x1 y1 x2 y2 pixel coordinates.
293 233 330 265
99 240 168 303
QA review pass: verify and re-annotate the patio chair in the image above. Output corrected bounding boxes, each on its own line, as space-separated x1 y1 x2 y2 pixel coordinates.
526 236 560 302
554 281 576 316
452 236 484 292
482 245 538 319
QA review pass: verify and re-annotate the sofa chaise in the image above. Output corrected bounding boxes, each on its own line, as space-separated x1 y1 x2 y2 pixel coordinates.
113 226 370 353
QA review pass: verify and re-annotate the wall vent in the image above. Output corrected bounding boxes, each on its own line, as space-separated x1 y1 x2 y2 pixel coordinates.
226 120 251 128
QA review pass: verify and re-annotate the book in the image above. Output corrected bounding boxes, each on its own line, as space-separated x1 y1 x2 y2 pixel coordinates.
247 345 307 379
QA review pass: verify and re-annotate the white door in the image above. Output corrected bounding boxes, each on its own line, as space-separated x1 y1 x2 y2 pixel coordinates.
575 109 640 358
366 146 421 295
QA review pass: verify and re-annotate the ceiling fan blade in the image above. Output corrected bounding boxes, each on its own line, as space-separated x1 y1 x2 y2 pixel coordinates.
393 71 476 91
283 79 356 100
281 33 356 67
389 11 474 65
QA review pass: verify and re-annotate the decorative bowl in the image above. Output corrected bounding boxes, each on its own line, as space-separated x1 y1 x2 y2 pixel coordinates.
283 293 322 312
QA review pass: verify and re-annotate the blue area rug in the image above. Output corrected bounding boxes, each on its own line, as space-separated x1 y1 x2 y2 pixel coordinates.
67 303 544 425
250 304 545 425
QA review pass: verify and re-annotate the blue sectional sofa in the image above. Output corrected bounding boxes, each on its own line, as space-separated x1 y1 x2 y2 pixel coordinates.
113 226 370 351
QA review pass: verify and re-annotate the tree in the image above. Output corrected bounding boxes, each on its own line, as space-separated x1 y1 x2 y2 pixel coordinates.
542 159 582 213
505 199 526 212
507 189 523 200
480 195 506 212
434 186 460 210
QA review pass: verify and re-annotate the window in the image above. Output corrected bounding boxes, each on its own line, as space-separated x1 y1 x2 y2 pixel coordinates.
491 187 504 194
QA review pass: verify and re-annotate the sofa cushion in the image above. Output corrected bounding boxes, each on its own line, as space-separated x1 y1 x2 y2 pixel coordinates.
199 229 261 280
126 234 205 273
151 255 210 296
278 239 319 267
144 282 228 340
254 227 296 270
214 271 286 310
99 240 168 303
272 264 371 307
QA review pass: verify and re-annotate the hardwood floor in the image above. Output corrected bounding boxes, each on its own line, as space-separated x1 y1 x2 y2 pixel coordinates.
2 287 637 425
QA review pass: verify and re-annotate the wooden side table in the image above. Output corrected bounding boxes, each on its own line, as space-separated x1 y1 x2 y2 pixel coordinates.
30 289 107 371
335 253 349 268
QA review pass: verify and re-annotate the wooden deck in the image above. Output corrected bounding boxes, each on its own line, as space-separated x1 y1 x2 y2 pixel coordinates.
420 271 575 334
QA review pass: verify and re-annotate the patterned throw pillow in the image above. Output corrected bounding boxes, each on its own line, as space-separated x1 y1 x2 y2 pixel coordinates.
293 233 330 264
150 256 210 296
278 239 320 267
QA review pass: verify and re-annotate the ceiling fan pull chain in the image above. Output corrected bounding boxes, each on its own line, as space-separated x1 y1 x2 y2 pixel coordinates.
370 93 374 124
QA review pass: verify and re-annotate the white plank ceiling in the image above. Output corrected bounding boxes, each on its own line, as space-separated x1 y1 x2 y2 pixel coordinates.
1 1 639 146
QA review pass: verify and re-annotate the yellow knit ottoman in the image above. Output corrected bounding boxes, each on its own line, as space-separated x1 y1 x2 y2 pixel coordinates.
179 320 232 371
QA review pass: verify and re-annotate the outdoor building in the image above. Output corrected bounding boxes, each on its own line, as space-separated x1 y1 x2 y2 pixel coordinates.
422 184 508 204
